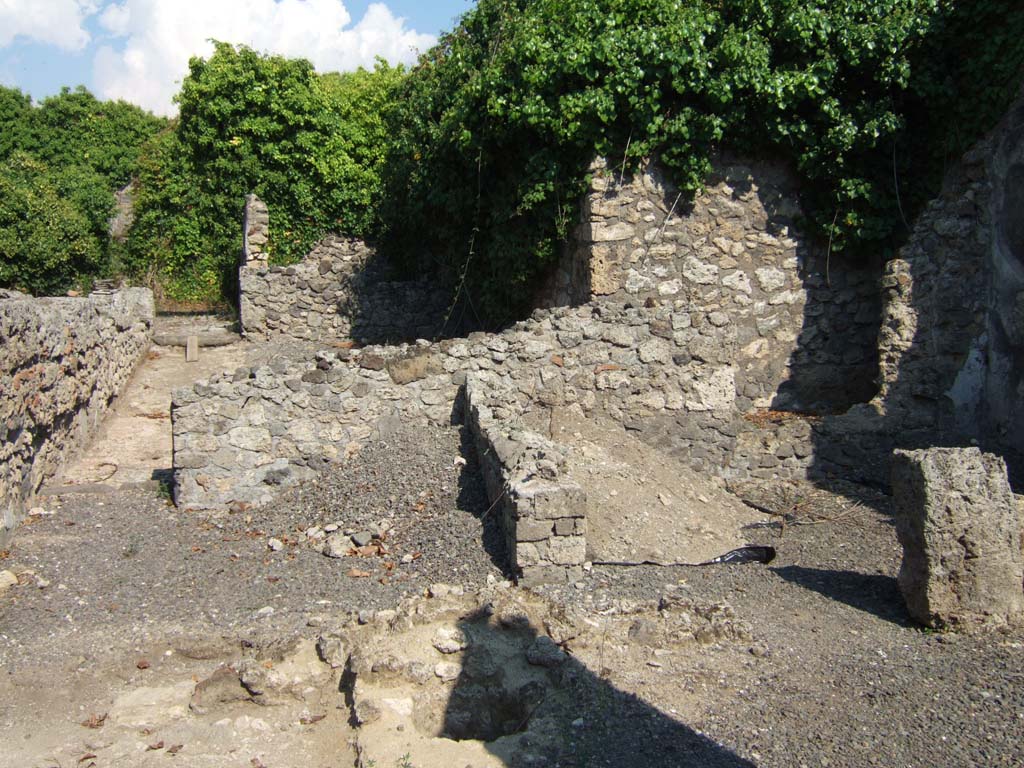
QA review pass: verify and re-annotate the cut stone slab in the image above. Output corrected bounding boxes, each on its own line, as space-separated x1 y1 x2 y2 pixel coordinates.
549 408 768 565
151 314 241 347
892 447 1024 631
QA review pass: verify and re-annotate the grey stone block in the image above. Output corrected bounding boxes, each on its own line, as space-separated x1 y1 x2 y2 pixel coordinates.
892 447 1024 631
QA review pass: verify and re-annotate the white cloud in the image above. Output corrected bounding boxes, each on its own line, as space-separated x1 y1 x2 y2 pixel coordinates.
92 0 435 115
0 0 95 51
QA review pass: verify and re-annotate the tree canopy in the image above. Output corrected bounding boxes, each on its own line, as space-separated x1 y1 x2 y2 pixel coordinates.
2 2 1022 307
125 43 405 301
0 86 166 294
377 0 1024 322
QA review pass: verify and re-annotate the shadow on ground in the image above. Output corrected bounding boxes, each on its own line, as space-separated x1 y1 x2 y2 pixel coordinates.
442 609 755 768
771 565 911 626
455 425 510 576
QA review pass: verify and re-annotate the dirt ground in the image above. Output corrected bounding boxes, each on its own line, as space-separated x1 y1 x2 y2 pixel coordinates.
2 331 1022 768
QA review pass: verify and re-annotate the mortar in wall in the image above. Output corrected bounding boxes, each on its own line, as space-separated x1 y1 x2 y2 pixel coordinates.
0 288 154 545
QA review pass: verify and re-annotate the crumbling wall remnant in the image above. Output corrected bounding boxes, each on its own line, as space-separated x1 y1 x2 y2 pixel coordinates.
173 302 821 580
541 157 882 413
0 288 154 543
242 194 270 267
466 378 587 585
870 88 1024 481
239 232 450 344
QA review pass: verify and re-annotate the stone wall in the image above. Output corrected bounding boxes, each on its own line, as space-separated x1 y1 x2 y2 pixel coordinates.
239 233 451 345
0 288 154 543
174 304 742 509
840 86 1024 485
171 342 460 510
242 194 270 267
540 157 882 413
466 379 587 586
173 301 822 579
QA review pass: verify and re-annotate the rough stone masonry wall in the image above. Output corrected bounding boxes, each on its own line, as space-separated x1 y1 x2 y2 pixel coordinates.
174 301 825 579
830 86 1024 485
239 232 451 345
175 303 747 509
0 288 154 543
466 378 587 586
241 193 270 267
540 157 882 413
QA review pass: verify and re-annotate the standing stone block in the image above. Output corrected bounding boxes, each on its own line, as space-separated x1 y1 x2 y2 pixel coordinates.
892 447 1024 631
186 335 199 362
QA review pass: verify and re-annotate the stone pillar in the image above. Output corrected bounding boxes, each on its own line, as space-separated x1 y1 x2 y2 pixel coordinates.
242 194 270 267
892 447 1024 631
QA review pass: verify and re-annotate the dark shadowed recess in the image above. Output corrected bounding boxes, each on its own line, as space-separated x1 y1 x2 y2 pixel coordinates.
442 609 757 768
771 566 911 627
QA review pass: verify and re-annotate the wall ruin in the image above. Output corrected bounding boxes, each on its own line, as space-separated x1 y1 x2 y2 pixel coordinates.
172 302 822 580
238 196 451 344
175 95 1024 580
0 288 153 543
540 157 882 413
821 87 1024 485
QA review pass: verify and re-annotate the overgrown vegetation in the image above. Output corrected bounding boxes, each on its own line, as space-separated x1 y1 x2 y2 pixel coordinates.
0 49 403 302
124 44 405 303
378 0 1024 322
0 86 165 295
1 2 1021 310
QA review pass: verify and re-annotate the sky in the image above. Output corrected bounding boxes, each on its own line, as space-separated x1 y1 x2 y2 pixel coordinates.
0 0 474 115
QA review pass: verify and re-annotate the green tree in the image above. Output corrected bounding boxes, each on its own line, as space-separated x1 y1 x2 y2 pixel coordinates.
316 60 407 235
123 126 227 300
0 86 32 159
0 85 165 295
26 86 166 187
128 43 405 301
378 0 1024 323
0 153 103 295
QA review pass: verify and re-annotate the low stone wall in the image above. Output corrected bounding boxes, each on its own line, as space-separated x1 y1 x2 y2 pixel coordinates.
540 157 881 413
173 301 823 579
171 342 461 509
175 303 744 507
0 288 154 542
239 235 451 344
465 377 587 585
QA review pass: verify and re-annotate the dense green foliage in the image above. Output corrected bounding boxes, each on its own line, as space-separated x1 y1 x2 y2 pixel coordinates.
2 2 1021 307
0 86 166 294
379 0 1024 321
25 86 167 187
0 153 103 295
125 44 405 301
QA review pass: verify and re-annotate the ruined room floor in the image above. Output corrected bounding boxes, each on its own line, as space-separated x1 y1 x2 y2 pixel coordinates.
48 343 251 491
3 467 1022 766
1 344 1022 767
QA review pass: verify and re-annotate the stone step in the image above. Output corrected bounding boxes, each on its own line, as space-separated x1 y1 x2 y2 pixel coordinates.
152 314 241 347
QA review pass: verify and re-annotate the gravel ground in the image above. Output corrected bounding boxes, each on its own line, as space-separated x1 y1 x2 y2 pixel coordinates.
2 431 1021 768
539 481 1024 768
0 421 505 670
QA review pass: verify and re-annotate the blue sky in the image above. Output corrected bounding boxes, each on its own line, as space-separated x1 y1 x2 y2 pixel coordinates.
0 1 474 114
